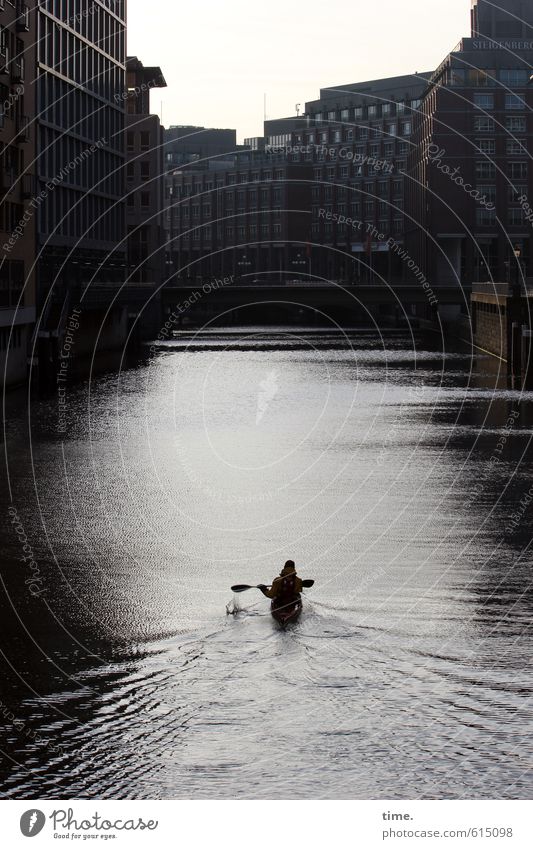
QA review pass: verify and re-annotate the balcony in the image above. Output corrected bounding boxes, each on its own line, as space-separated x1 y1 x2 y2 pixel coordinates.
16 3 30 31
15 114 29 141
21 173 34 198
0 46 9 76
10 59 24 83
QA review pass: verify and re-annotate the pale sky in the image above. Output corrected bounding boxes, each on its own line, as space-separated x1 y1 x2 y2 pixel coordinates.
127 0 471 142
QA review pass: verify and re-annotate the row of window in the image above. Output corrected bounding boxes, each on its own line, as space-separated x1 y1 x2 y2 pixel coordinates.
37 187 124 242
312 100 421 123
448 69 531 88
476 208 531 226
40 2 125 64
126 130 151 153
177 223 285 242
476 138 527 154
474 116 528 132
475 161 528 179
313 220 403 237
40 0 126 26
39 15 124 101
473 92 527 110
38 75 124 153
38 126 123 197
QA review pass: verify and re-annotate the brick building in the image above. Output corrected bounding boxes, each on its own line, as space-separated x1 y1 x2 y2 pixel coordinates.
125 56 166 288
406 0 533 288
165 154 312 284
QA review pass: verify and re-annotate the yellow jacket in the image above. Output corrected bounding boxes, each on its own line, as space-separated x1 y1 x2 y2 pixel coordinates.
262 567 303 599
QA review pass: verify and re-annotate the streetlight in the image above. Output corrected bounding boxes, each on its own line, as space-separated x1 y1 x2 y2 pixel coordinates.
291 252 307 282
237 253 252 284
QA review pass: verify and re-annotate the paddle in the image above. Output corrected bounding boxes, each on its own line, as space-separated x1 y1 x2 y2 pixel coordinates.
231 580 314 593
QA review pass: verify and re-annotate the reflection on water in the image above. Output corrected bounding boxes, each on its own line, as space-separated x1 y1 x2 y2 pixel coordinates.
0 329 532 799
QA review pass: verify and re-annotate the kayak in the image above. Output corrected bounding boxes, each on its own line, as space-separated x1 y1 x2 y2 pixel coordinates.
271 597 302 627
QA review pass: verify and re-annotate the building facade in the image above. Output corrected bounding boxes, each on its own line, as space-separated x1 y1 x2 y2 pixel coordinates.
125 56 166 288
36 0 127 302
164 126 238 171
0 0 35 386
165 75 432 289
165 155 312 284
406 0 533 288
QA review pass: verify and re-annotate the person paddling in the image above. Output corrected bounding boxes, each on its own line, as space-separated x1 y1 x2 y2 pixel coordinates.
258 560 302 609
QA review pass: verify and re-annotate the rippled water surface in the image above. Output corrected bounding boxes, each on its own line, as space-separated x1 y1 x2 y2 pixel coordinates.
1 329 532 799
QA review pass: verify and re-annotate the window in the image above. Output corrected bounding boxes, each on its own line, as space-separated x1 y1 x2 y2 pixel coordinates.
500 70 529 87
477 139 496 154
509 162 528 180
388 124 397 137
478 185 496 204
368 106 378 118
382 104 391 116
340 109 350 121
474 116 494 132
507 139 526 155
126 162 134 179
476 208 496 226
508 208 525 225
474 93 494 109
448 69 465 86
140 192 150 207
140 132 150 151
340 165 349 178
364 200 374 217
505 94 525 110
509 184 527 203
506 116 526 132
126 132 134 152
402 122 412 136
468 69 495 87
396 102 405 114
476 161 496 179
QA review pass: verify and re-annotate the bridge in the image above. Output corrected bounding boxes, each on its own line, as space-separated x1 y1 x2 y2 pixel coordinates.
161 279 468 325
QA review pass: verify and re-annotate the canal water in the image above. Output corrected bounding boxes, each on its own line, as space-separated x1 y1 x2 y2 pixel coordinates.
1 328 532 799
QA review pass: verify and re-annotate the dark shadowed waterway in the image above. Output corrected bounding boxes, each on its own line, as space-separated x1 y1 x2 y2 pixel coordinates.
1 328 532 799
